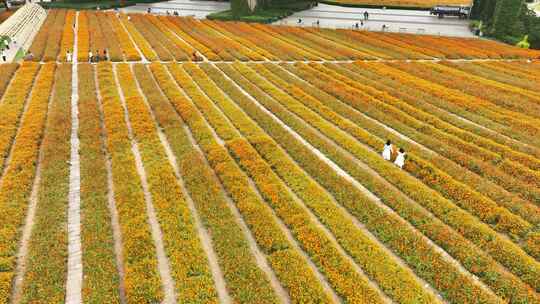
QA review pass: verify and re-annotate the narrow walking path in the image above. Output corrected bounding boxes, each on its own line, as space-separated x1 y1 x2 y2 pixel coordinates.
65 12 83 304
113 65 177 304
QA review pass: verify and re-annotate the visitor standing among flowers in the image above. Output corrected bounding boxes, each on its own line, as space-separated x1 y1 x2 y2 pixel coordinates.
394 148 406 169
382 140 393 161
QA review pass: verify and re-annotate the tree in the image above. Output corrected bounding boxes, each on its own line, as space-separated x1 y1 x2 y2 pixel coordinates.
492 0 525 39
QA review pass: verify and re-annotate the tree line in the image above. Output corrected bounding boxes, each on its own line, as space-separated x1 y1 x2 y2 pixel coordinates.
472 0 540 48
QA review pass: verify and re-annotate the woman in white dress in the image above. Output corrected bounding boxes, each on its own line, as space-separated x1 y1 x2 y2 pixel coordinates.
382 140 393 161
394 148 406 169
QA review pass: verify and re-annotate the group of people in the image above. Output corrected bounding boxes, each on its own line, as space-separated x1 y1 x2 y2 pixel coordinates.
166 10 180 16
382 140 406 169
89 50 108 62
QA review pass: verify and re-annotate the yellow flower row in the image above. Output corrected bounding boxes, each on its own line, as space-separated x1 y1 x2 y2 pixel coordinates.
20 63 71 303
116 63 219 303
328 62 540 226
95 63 162 303
190 62 438 304
300 62 534 236
78 63 121 303
127 14 173 61
213 61 534 303
164 62 316 303
147 15 193 60
107 13 140 61
28 10 58 61
160 16 220 61
77 11 90 62
95 12 123 61
43 9 67 61
0 63 40 173
0 63 56 304
352 62 540 205
58 10 75 61
256 62 539 302
118 14 157 61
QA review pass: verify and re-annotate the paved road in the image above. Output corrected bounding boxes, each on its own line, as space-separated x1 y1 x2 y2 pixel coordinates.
121 0 230 18
277 3 474 37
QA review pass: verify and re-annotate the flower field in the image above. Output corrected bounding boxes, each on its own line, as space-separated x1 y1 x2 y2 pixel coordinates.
1 11 540 304
24 11 540 62
0 57 539 303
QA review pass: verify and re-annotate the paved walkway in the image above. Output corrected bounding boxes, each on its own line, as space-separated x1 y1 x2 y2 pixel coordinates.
65 11 83 304
120 0 229 18
277 3 474 37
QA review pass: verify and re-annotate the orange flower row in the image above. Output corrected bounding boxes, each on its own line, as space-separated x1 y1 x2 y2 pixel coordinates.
164 62 324 303
0 63 56 303
188 62 438 304
118 63 219 303
95 62 162 303
77 11 90 62
117 14 157 61
210 61 515 304
0 63 41 172
78 63 121 303
219 64 537 302
107 13 141 61
20 63 72 303
58 10 75 61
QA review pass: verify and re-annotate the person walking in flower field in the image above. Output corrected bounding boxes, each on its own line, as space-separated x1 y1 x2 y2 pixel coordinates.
382 140 393 161
394 148 406 169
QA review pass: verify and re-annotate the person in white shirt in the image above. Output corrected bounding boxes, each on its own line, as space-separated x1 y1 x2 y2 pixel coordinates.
66 50 72 62
382 140 393 161
88 51 93 62
394 148 406 169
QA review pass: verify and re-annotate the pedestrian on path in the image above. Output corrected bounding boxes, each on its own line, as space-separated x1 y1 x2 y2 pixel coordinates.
382 140 393 161
88 51 93 62
364 11 369 21
67 50 72 62
394 148 406 169
1 50 6 62
298 18 302 24
95 50 100 62
103 49 108 61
